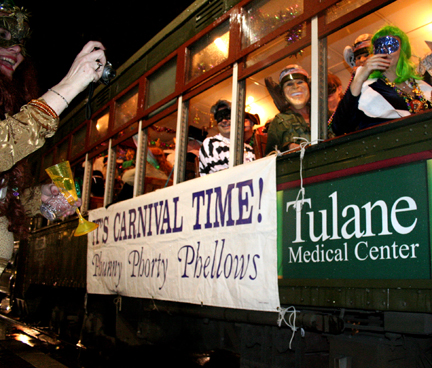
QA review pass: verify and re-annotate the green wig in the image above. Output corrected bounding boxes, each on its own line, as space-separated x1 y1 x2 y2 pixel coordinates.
369 25 421 84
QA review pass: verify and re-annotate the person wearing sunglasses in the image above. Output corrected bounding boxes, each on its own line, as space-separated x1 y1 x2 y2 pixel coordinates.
199 100 257 176
330 25 432 136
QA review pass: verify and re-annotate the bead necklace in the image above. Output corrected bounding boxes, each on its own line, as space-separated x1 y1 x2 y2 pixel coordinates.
382 77 432 114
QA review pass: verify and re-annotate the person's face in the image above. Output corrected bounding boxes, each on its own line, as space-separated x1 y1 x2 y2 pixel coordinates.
283 79 310 110
215 108 231 138
0 26 24 79
328 86 342 113
244 119 253 141
355 52 369 67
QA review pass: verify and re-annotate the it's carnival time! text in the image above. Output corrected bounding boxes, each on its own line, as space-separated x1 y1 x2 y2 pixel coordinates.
90 179 263 245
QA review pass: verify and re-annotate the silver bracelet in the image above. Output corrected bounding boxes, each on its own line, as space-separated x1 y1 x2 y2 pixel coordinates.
48 88 69 107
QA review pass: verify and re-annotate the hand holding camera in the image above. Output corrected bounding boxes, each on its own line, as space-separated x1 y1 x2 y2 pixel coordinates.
42 41 116 115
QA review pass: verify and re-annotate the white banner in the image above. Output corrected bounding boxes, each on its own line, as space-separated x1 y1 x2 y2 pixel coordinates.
87 156 280 312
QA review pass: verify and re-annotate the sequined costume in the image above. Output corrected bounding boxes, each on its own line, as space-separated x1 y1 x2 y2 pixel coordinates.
0 99 58 273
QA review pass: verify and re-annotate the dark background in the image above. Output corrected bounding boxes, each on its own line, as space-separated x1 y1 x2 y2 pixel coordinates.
18 0 195 93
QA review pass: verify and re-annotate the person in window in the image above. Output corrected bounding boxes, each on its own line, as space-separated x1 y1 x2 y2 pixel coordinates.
327 34 372 132
199 100 256 176
327 73 343 115
264 65 312 155
0 0 108 276
344 33 373 71
330 25 432 136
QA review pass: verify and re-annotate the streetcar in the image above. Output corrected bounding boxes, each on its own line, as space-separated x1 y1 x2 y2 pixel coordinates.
12 0 432 366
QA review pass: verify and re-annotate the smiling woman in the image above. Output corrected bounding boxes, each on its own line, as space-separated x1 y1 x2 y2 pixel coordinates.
264 64 313 154
0 0 109 278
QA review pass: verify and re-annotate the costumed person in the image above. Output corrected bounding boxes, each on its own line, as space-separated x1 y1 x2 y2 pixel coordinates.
330 25 432 136
0 0 108 275
264 64 312 155
327 73 343 114
199 100 256 176
419 40 432 87
327 34 372 132
244 111 260 144
344 33 373 71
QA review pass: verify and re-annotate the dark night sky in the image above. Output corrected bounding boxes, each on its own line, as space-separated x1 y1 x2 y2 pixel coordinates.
18 0 195 94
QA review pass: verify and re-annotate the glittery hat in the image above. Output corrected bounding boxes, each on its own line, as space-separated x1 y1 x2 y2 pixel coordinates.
353 34 372 57
344 34 372 68
279 64 309 86
0 0 30 54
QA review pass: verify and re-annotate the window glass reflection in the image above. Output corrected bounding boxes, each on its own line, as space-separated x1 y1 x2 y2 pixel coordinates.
245 23 306 68
114 86 139 130
326 0 372 24
42 150 54 176
90 109 109 146
146 57 177 108
71 125 87 158
187 21 230 83
242 0 304 49
56 139 69 164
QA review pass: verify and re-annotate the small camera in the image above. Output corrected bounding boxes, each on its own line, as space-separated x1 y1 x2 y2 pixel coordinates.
92 47 116 85
100 61 116 85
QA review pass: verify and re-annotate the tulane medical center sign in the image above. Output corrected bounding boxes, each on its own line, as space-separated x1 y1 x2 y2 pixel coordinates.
87 156 280 312
278 160 432 279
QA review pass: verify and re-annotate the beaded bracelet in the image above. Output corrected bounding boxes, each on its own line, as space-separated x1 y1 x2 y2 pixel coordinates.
48 88 69 108
28 99 58 119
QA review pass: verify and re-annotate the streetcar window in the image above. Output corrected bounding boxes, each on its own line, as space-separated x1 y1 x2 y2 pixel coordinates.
88 154 107 207
146 57 177 109
56 138 69 164
326 0 431 137
246 45 312 155
90 109 110 146
144 114 176 193
186 20 230 83
241 0 304 50
114 85 139 130
73 160 85 201
71 124 87 158
112 142 136 203
326 0 373 24
41 150 54 178
245 22 306 69
187 80 233 179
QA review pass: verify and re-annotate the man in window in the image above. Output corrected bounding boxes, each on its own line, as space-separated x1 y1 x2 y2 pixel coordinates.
199 100 256 176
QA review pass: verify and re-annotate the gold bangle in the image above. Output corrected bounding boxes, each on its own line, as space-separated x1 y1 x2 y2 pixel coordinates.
28 99 58 118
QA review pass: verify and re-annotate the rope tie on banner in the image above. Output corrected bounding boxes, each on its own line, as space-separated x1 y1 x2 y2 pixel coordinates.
269 138 322 211
277 306 305 349
293 137 309 211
